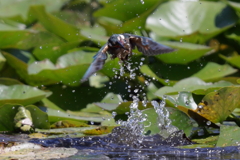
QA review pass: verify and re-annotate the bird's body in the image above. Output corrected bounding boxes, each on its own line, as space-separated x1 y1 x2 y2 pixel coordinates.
81 33 175 82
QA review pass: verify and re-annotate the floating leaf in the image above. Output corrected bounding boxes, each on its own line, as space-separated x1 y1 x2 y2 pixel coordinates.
216 125 240 147
156 41 212 64
155 77 233 97
0 84 51 106
0 0 69 23
219 54 240 69
33 41 80 63
2 51 57 85
142 107 193 137
191 62 237 81
28 51 96 86
192 86 240 123
94 0 162 33
146 1 238 43
31 5 84 41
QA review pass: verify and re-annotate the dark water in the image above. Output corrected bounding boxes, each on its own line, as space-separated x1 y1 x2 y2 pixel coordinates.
28 127 240 160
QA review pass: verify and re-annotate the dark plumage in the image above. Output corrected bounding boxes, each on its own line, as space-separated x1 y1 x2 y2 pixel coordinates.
81 33 175 82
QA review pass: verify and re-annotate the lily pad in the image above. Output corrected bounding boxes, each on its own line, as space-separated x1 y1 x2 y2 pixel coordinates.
0 0 69 23
219 54 240 69
156 41 212 64
33 41 80 63
28 51 96 86
216 125 240 147
146 1 238 43
191 86 240 123
155 77 233 97
0 84 51 106
191 62 237 81
94 0 162 33
31 5 84 41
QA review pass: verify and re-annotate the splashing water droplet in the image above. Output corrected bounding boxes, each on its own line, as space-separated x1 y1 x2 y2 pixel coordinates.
112 111 117 118
134 89 139 93
145 80 149 86
206 121 211 125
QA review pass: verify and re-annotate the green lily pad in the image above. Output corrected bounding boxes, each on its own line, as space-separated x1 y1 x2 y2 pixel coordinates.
155 77 233 96
33 41 80 63
142 107 193 137
0 0 69 23
45 107 113 124
192 86 240 123
31 5 84 41
191 62 237 81
28 51 96 86
25 105 50 129
0 30 63 49
216 125 240 147
220 54 240 69
94 0 162 33
0 84 51 106
146 1 238 43
156 41 212 64
140 65 176 86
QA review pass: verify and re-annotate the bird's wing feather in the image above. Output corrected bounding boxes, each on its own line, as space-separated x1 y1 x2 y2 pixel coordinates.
127 34 175 56
81 44 108 82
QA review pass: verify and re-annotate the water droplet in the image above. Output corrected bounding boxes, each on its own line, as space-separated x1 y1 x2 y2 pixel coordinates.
39 46 42 49
90 121 94 125
138 26 141 29
140 0 144 4
134 89 139 93
165 79 169 83
187 66 190 69
144 80 149 86
72 90 75 93
206 121 211 125
112 111 117 118
141 57 145 61
12 106 15 109
198 105 203 109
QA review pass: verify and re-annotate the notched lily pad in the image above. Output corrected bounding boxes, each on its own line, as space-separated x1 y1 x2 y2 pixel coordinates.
193 86 240 123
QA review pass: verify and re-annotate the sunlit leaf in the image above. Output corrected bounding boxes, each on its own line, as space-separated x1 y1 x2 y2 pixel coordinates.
192 86 240 123
155 77 233 96
156 41 212 64
28 51 96 86
94 0 162 33
0 84 51 106
191 62 237 81
0 0 69 23
147 1 238 43
219 54 240 69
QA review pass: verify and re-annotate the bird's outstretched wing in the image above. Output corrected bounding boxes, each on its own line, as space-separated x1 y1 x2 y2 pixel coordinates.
127 34 175 56
81 44 108 82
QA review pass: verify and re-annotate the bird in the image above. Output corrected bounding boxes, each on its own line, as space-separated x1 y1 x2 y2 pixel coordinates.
81 33 175 82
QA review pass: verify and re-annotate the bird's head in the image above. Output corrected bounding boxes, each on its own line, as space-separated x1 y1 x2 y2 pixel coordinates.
108 34 126 49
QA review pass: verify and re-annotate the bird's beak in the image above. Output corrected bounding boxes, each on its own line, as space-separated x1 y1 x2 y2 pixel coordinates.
117 41 126 49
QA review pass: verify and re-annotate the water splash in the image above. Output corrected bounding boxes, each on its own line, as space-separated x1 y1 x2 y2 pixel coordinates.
151 100 179 138
112 59 177 145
